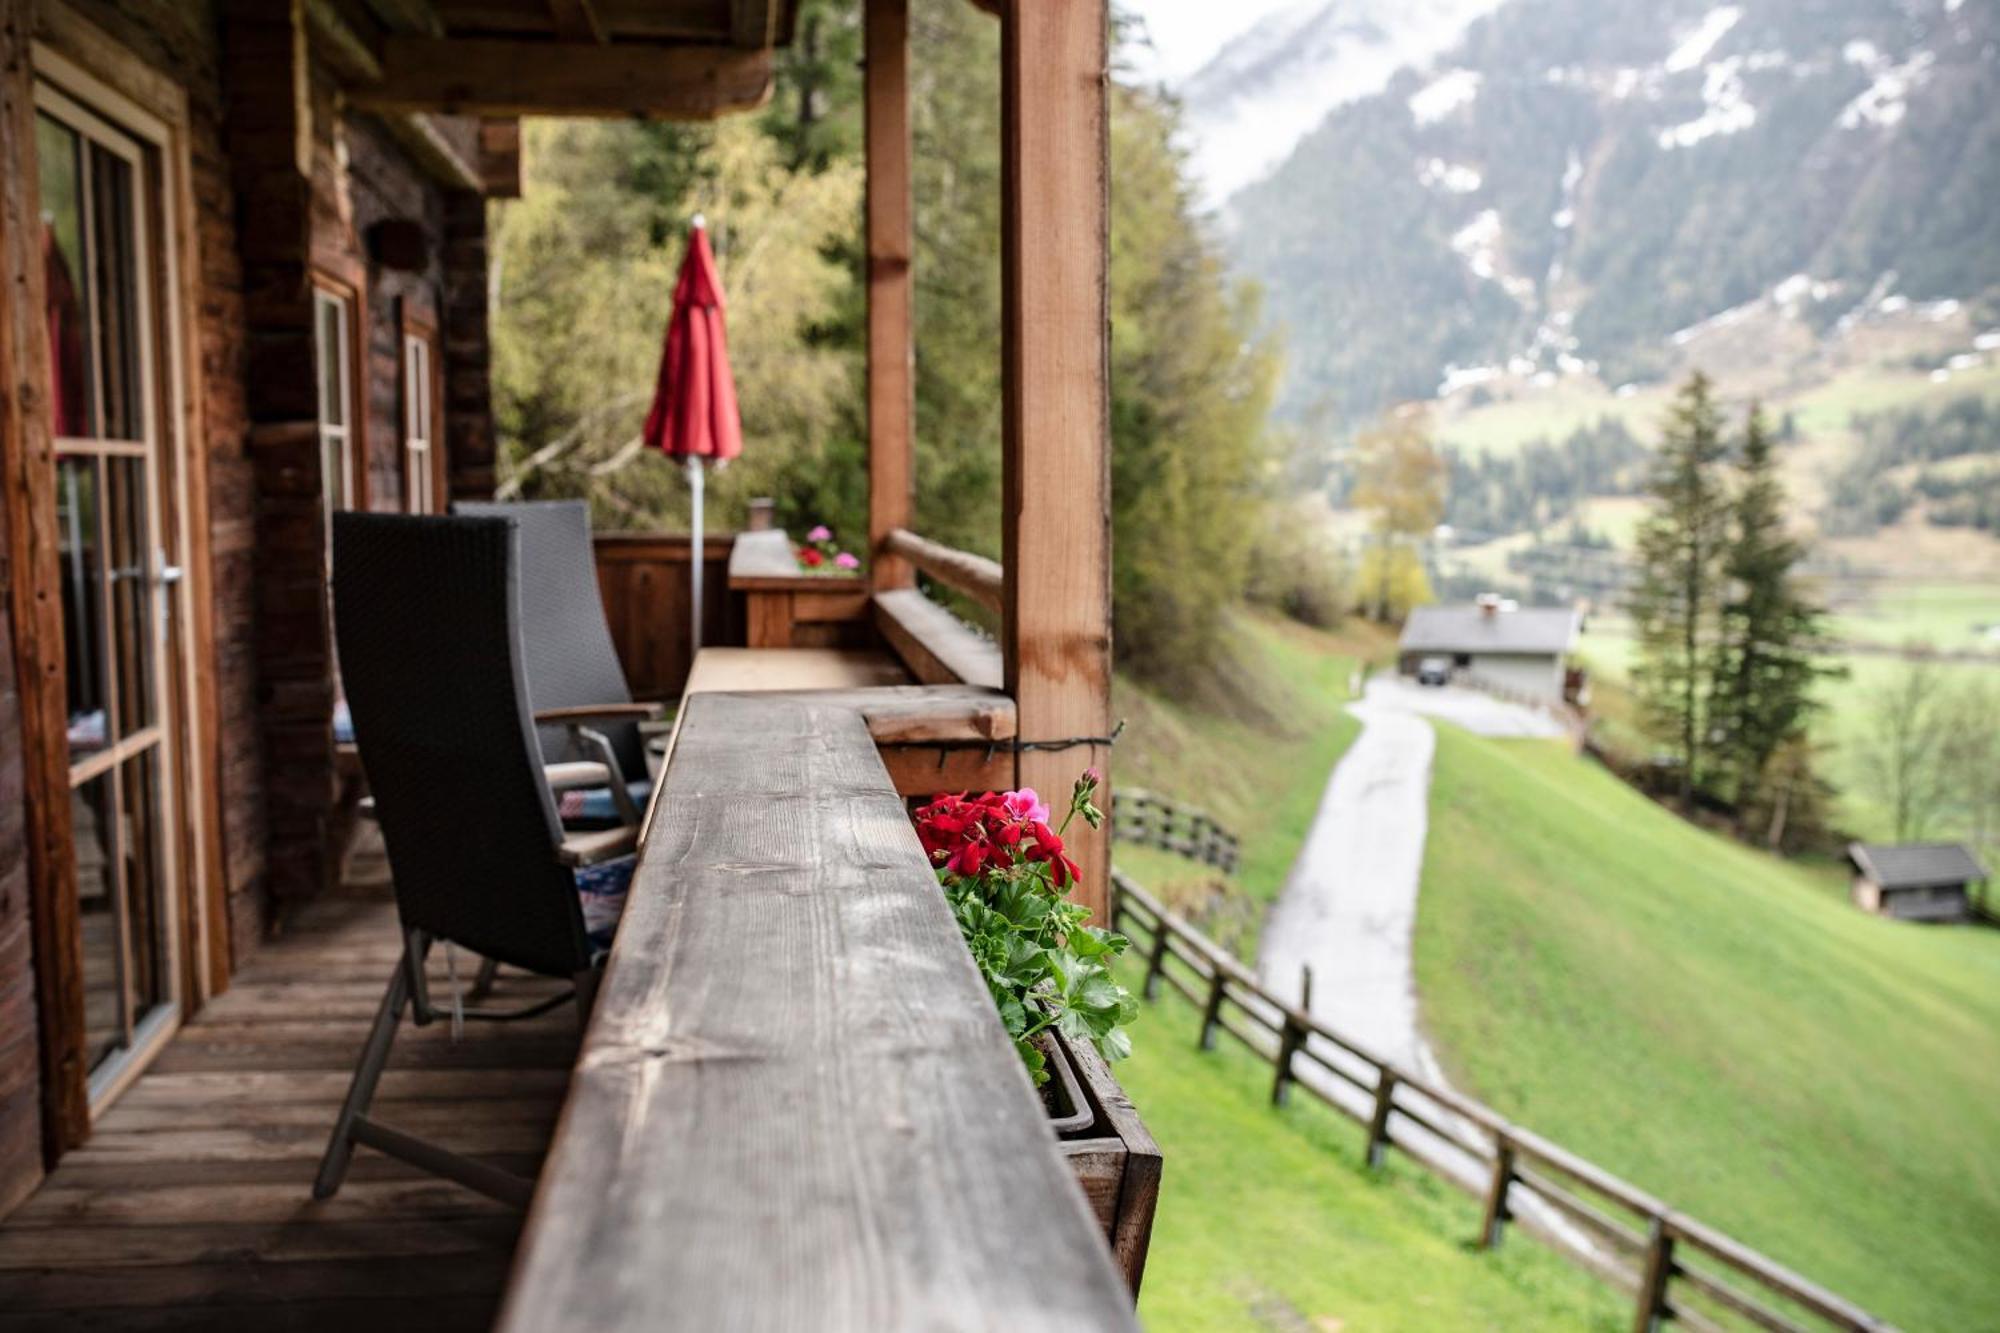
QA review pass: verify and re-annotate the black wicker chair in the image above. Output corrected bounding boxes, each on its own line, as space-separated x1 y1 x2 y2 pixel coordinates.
313 512 635 1206
455 499 663 827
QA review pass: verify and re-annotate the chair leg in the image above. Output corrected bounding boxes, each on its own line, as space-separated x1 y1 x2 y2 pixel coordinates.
313 952 413 1200
469 955 501 1001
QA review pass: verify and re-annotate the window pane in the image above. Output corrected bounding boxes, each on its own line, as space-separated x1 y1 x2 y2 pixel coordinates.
106 457 153 738
316 297 345 428
73 771 121 1072
88 145 142 442
119 749 168 1026
36 114 95 438
58 455 109 761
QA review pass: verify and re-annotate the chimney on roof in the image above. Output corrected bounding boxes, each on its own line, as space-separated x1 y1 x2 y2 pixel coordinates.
1477 592 1502 618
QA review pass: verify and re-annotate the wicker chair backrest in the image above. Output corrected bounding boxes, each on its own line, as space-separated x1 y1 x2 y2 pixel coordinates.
454 499 643 778
333 512 591 978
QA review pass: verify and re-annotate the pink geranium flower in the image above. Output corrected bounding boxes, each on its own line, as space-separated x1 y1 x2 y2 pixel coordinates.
999 788 1050 825
807 524 832 542
835 551 860 570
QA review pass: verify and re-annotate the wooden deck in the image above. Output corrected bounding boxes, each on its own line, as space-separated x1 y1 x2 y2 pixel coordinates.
0 868 578 1331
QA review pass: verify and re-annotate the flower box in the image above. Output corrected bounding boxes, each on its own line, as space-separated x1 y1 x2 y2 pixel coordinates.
1048 1028 1161 1298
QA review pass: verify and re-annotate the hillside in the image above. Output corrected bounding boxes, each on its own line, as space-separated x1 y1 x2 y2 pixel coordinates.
1414 724 2000 1331
1111 968 1624 1330
1226 0 2000 427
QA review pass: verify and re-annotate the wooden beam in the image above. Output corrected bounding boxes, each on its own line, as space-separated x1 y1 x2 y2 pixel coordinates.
305 0 384 82
730 0 779 48
865 0 914 592
478 118 521 198
381 114 481 191
361 0 444 36
544 0 606 43
348 36 774 118
999 0 1113 923
0 0 90 1161
883 528 1000 614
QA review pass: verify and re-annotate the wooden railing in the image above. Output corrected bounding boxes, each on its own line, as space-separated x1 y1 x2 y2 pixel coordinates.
502 693 1141 1330
1108 873 1897 1333
592 532 738 697
883 527 1003 615
1113 789 1240 874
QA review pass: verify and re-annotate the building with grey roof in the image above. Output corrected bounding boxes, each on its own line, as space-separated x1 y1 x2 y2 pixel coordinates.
1846 842 1988 923
1397 596 1583 704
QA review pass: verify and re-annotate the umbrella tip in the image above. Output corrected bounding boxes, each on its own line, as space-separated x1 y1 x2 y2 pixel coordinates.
690 212 707 231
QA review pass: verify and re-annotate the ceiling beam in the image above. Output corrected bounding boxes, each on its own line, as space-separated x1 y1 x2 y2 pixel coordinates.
545 0 606 43
731 0 779 48
381 113 483 191
347 36 775 118
306 0 385 82
362 0 445 36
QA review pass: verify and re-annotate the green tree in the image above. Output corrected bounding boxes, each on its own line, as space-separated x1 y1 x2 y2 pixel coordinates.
1858 653 1950 842
1627 373 1731 807
1708 406 1838 819
1350 405 1444 621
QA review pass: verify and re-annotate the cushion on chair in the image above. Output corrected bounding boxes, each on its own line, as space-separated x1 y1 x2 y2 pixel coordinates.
574 855 634 959
557 778 655 827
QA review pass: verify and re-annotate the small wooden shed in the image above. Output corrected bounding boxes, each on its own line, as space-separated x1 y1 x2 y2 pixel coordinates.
1845 842 1989 923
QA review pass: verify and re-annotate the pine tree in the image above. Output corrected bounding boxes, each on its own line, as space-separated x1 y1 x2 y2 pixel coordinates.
1627 373 1730 808
1708 406 1838 819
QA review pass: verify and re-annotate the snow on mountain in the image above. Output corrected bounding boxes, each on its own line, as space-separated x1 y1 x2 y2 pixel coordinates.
1171 0 1503 208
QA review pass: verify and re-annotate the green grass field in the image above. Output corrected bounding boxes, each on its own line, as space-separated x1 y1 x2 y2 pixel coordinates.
1829 580 2000 656
1113 967 1626 1331
1414 726 2000 1331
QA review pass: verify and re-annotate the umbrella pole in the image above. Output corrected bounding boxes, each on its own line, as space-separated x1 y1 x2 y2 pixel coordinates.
688 457 705 655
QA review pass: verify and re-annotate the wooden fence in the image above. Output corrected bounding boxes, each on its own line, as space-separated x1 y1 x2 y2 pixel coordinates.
1113 790 1240 874
592 532 739 699
1108 873 1897 1333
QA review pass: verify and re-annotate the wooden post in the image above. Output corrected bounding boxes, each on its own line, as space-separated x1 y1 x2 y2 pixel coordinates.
1270 1018 1302 1107
1479 1134 1516 1249
1364 1068 1397 1168
1633 1216 1676 1333
864 0 914 592
0 0 91 1163
998 0 1112 923
1197 971 1226 1050
1141 920 1169 1001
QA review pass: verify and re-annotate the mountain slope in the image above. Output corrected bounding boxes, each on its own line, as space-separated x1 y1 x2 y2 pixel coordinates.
1228 0 2000 425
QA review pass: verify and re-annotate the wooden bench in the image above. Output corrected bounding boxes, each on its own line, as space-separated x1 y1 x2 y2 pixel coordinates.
499 692 1141 1330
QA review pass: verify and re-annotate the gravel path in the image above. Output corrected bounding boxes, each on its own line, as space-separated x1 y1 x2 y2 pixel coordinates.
1254 677 1566 1188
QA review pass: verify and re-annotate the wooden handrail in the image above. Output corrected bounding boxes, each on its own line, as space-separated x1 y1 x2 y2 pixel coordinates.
503 693 1140 1330
883 527 1003 614
1108 872 1898 1333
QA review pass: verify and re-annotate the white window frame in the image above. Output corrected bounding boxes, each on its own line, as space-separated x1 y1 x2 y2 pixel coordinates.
312 285 355 534
401 331 435 513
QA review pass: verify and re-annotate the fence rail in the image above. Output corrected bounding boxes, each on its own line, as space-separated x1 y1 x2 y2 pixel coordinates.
1109 872 1897 1333
1112 790 1240 874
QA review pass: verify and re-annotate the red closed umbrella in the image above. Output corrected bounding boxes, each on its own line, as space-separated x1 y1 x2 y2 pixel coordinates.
642 217 742 652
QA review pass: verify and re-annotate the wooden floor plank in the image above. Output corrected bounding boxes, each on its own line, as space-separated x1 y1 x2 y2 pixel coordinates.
0 897 573 1324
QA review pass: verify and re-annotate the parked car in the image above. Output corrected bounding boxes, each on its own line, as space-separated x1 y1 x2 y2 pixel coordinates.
1416 656 1452 686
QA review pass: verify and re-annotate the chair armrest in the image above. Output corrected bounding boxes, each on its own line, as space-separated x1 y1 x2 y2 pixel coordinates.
560 826 639 867
534 702 665 726
545 761 615 792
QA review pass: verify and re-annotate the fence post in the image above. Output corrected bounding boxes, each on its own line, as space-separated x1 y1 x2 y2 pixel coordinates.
1197 970 1226 1051
1364 1068 1397 1169
1270 1017 1302 1107
1478 1134 1515 1250
1142 918 1170 1001
1633 1216 1675 1333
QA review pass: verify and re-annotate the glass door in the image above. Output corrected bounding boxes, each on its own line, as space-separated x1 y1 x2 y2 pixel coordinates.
36 84 182 1101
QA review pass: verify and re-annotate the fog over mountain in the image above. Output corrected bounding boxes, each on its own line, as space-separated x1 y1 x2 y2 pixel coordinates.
1162 0 2000 427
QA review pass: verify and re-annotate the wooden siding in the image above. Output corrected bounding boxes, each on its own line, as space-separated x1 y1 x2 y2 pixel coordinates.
592 533 739 700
